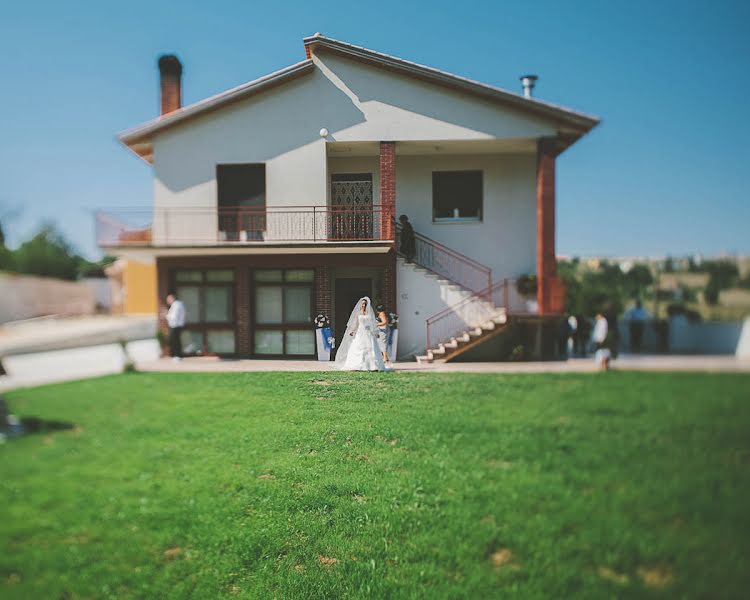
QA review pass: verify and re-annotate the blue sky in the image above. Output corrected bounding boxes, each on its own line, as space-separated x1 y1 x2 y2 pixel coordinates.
0 0 748 259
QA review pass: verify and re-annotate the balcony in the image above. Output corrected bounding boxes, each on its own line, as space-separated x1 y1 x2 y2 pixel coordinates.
96 206 393 248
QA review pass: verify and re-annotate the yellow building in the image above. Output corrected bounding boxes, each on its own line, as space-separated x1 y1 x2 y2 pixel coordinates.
105 259 157 314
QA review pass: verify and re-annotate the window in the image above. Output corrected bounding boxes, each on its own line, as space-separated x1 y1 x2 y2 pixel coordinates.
172 269 236 355
217 164 266 240
432 170 483 222
253 269 315 356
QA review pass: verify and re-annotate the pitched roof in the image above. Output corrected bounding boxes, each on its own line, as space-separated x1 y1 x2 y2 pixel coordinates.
119 60 314 161
120 34 599 162
303 34 599 132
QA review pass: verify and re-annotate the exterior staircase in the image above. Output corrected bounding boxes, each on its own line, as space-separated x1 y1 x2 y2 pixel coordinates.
395 223 519 363
415 280 515 364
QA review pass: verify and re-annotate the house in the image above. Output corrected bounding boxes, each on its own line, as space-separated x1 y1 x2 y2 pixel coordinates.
97 34 599 361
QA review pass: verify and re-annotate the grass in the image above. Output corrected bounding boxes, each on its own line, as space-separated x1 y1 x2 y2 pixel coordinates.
1 371 749 599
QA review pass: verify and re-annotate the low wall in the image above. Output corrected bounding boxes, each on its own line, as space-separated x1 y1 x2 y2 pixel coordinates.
0 273 96 324
618 317 750 357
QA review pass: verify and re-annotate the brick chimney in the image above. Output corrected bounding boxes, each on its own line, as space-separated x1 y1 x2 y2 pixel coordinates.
158 55 183 116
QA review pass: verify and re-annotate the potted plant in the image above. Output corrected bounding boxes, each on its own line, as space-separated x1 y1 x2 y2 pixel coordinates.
516 275 538 312
314 314 335 361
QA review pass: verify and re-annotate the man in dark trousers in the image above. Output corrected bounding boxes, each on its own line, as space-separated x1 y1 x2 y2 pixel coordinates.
398 214 416 262
165 292 186 362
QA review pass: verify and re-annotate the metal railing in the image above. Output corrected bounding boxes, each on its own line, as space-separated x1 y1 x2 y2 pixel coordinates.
426 278 536 349
395 222 492 297
95 206 393 246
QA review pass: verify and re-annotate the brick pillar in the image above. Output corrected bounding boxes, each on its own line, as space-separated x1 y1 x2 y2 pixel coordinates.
382 256 397 314
536 138 557 315
315 266 331 317
236 268 250 356
380 141 396 240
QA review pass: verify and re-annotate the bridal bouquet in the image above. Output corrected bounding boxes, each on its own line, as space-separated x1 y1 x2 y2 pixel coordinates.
314 314 330 329
388 312 399 329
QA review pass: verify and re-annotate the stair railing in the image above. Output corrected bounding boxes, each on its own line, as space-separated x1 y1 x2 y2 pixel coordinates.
425 278 519 350
395 222 492 297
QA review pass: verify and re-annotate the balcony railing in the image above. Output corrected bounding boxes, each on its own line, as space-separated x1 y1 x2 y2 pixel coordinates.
95 206 393 246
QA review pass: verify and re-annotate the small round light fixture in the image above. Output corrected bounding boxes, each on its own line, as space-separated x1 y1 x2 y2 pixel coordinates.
319 128 329 138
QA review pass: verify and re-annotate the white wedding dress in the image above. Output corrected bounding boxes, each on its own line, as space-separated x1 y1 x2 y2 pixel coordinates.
335 297 387 372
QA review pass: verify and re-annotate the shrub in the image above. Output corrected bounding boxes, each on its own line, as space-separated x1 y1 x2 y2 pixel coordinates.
704 281 720 306
516 275 537 297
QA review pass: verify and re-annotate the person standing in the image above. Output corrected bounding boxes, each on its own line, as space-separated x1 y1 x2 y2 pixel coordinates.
398 215 416 263
166 293 186 362
625 299 649 352
375 303 390 365
592 311 610 370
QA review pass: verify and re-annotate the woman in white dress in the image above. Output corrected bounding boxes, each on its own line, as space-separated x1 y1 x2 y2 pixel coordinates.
335 297 387 371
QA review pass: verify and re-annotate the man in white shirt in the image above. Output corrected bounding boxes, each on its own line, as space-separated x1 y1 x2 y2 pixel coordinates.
166 293 186 361
592 312 610 370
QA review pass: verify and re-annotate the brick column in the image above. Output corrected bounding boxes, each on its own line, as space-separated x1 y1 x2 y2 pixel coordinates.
536 138 557 314
382 257 397 314
315 266 331 317
380 141 396 240
236 268 250 356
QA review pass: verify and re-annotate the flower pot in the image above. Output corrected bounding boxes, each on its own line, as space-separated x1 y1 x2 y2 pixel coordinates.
315 327 334 361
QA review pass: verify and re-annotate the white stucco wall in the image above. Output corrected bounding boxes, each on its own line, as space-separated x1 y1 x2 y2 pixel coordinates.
149 52 556 249
150 69 363 244
396 153 537 280
396 258 479 359
315 52 558 142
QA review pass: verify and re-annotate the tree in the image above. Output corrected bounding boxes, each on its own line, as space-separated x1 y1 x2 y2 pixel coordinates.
624 264 654 298
78 255 117 278
0 219 14 272
12 223 81 281
703 259 739 291
704 280 720 306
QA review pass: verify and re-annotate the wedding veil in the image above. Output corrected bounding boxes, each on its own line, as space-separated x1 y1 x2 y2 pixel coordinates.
334 296 378 366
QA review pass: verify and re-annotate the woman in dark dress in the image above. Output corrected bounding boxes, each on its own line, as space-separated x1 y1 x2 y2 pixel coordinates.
398 214 416 262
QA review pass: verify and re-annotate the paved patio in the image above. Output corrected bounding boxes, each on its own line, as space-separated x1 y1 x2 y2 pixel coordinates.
138 354 750 374
2 346 748 392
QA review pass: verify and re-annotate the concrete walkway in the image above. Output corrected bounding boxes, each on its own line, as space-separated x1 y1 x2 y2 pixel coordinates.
2 349 747 393
137 354 750 374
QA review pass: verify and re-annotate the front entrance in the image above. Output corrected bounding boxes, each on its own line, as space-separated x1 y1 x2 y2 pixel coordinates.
333 277 373 358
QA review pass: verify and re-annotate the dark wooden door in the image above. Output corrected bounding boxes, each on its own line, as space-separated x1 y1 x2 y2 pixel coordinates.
333 277 372 358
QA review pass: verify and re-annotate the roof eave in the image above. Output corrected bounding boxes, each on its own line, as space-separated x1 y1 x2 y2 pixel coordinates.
118 59 315 151
303 35 600 136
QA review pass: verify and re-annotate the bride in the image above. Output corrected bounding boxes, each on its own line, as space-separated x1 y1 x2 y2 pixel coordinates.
335 297 387 371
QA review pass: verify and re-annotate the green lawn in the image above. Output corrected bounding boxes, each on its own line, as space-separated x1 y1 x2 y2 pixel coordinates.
1 372 749 599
